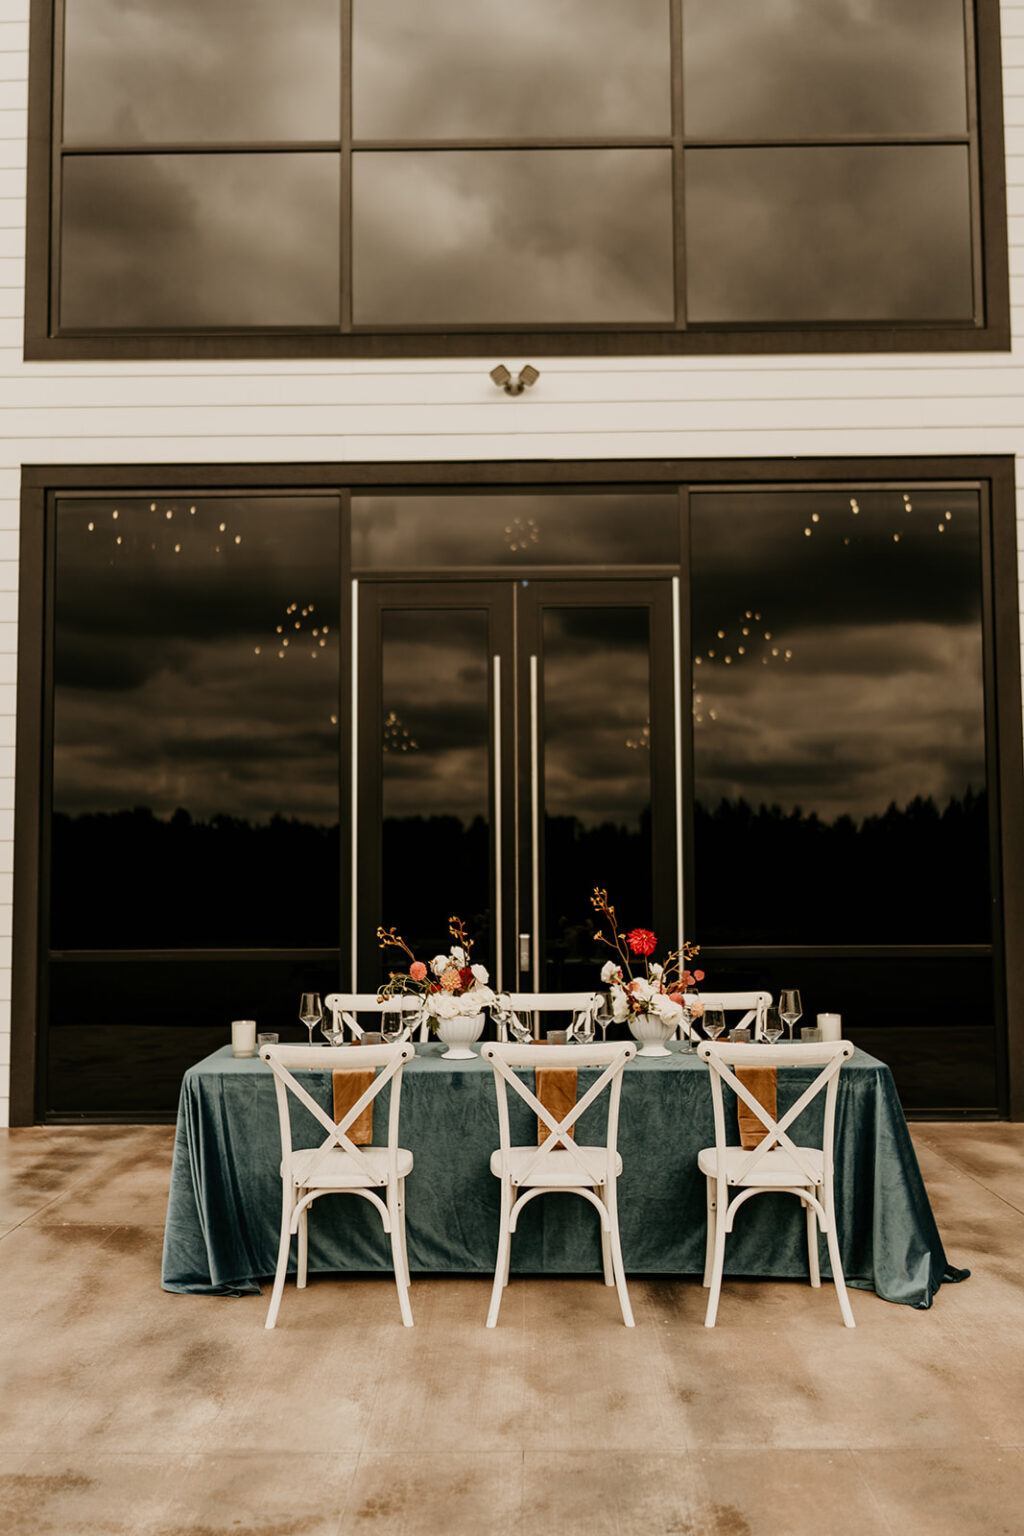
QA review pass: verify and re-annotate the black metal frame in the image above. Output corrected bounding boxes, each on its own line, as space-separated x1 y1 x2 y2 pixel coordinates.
23 0 1010 359
11 455 1023 1123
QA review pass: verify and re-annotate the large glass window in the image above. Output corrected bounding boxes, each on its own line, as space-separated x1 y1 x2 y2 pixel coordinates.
28 0 1006 355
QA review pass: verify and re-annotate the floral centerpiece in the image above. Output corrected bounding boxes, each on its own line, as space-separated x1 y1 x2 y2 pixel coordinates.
591 888 704 1056
377 916 496 1059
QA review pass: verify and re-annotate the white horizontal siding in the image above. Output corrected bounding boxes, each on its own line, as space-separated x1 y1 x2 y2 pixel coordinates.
0 0 1023 1118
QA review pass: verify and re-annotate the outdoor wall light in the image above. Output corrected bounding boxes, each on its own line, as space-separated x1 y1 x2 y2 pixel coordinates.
490 363 540 395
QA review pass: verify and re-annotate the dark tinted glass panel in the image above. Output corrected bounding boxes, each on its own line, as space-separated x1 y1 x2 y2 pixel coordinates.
60 154 340 328
690 488 989 945
683 0 968 137
702 955 997 1113
542 607 653 988
352 150 674 325
380 609 492 973
685 147 973 323
47 957 340 1114
63 0 341 143
51 496 340 947
352 0 671 138
352 494 680 568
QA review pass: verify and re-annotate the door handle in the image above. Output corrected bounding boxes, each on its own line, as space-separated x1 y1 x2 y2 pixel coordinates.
529 653 540 990
492 654 503 991
518 933 531 972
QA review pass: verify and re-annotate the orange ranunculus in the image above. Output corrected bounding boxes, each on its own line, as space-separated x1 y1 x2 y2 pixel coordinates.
627 928 657 957
409 961 428 981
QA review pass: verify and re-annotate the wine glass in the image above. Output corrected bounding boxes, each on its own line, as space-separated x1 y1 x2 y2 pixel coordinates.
508 1008 533 1044
763 1005 783 1044
491 991 513 1041
319 1006 338 1046
594 996 614 1043
779 988 802 1042
299 991 322 1047
381 1007 406 1045
680 1002 700 1053
573 1009 595 1046
703 1007 726 1042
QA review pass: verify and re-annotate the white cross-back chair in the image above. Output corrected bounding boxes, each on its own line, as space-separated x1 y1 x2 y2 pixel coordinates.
682 990 772 1041
325 992 428 1042
499 991 600 1042
697 1039 856 1329
260 1041 415 1329
481 1040 637 1328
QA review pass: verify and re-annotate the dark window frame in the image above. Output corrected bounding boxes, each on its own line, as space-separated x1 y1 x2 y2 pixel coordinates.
11 456 1023 1125
23 0 1010 359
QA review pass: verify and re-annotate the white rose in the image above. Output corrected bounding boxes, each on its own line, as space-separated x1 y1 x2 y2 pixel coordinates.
431 992 462 1019
611 987 629 1022
450 945 466 966
430 954 449 977
650 962 664 980
631 977 653 1003
651 992 683 1023
471 963 489 985
600 961 622 985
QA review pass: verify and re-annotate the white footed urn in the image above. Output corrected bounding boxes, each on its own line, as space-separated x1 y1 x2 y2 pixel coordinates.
435 1010 486 1060
627 1012 677 1058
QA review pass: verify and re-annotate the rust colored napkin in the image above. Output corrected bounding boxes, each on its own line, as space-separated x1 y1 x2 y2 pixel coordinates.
535 1068 577 1145
332 1068 375 1146
736 1067 777 1151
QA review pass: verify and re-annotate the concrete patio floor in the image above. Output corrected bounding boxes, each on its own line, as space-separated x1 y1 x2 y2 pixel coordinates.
0 1121 1021 1536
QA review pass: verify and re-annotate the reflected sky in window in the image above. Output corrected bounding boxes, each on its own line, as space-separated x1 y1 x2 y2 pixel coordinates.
690 488 986 823
353 149 674 325
686 146 973 322
62 0 341 143
53 497 341 826
352 494 680 568
60 154 340 328
353 0 671 139
683 0 968 137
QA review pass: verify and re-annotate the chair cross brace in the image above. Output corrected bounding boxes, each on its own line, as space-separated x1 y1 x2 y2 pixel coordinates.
489 1056 621 1187
713 1054 845 1186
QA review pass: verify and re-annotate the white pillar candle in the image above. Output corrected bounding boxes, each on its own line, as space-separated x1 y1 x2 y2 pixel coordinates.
817 1013 842 1041
231 1019 257 1057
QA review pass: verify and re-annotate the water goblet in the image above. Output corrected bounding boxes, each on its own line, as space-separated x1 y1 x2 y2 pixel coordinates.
508 1009 533 1044
763 1006 783 1044
779 988 803 1042
703 1007 726 1042
299 991 323 1047
381 1009 405 1045
573 1009 595 1046
594 997 614 1043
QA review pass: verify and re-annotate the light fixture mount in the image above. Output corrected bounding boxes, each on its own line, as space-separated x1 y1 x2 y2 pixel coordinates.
490 363 540 396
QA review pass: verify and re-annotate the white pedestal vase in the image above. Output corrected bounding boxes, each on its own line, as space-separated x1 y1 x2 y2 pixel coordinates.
435 1010 486 1060
627 1012 676 1058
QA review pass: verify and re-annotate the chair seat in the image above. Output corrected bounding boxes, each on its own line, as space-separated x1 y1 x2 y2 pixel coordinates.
490 1145 622 1187
697 1145 823 1187
289 1146 414 1189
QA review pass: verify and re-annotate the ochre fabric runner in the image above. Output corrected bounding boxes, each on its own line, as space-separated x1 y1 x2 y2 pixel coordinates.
332 1068 375 1146
536 1068 577 1145
736 1067 777 1151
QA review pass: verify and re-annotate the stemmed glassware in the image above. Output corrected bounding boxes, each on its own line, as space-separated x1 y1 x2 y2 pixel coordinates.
381 1008 406 1046
680 1002 700 1053
594 995 614 1043
779 989 802 1042
299 991 323 1047
573 1008 595 1046
763 1005 783 1044
703 1007 726 1042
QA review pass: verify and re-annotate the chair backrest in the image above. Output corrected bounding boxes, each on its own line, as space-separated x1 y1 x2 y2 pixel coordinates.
502 991 599 1041
698 1039 854 1186
482 1041 636 1187
325 992 427 1041
685 990 772 1038
261 1042 414 1186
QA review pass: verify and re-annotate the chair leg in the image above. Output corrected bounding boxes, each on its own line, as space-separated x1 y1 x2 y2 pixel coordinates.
823 1211 856 1329
297 1202 309 1289
597 1186 613 1287
704 1187 728 1327
397 1177 412 1289
703 1175 716 1287
604 1179 635 1328
805 1198 821 1288
487 1183 513 1328
265 1187 295 1330
387 1182 414 1328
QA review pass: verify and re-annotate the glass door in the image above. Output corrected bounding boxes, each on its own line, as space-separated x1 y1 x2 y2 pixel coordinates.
356 578 679 996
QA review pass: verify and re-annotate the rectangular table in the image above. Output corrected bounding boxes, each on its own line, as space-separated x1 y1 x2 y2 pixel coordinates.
162 1042 966 1308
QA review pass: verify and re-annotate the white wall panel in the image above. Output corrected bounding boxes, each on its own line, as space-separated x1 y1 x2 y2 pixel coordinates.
0 2 1021 1113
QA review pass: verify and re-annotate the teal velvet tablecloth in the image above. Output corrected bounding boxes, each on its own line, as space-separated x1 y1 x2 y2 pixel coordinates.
161 1042 967 1307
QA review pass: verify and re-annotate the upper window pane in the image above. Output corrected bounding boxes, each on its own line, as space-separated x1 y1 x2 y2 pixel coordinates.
352 493 680 568
352 0 671 139
62 0 341 143
686 146 974 323
60 153 340 329
352 149 674 325
51 496 341 949
683 0 968 137
690 488 990 945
